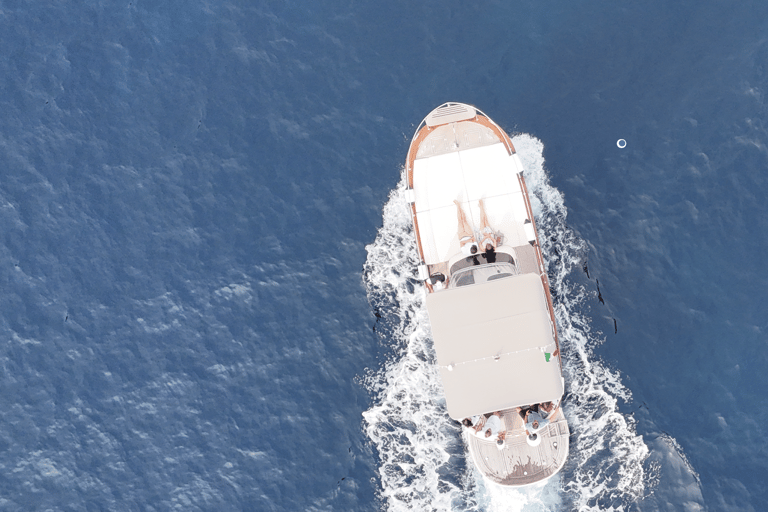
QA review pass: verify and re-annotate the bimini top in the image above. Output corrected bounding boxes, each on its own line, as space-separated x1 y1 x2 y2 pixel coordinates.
426 272 563 420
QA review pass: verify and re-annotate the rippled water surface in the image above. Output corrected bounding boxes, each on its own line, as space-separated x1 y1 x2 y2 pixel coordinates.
1 1 766 510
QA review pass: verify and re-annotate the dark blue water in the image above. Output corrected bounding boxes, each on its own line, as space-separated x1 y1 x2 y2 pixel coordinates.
1 1 766 510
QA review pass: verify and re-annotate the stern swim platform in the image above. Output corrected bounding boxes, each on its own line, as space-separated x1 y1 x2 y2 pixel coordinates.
466 408 569 487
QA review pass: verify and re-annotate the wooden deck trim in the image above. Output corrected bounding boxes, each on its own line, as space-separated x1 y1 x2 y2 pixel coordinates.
409 201 427 266
472 114 516 155
406 124 434 188
405 124 434 269
517 172 562 361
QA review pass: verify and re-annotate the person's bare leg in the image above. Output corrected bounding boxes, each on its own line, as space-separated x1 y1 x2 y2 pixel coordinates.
479 199 491 232
478 199 496 249
454 200 474 245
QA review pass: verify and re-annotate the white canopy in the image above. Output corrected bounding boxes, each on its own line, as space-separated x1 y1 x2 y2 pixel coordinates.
425 273 563 420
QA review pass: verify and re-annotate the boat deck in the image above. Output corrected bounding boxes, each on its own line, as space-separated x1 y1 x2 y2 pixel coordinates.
466 408 569 486
408 123 531 267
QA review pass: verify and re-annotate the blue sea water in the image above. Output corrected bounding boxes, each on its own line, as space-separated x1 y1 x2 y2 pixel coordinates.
1 1 766 510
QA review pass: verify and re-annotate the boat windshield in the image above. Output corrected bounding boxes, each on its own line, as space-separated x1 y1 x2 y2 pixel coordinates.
450 263 519 288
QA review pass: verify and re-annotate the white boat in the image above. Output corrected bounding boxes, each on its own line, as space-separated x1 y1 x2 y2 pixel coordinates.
405 103 569 486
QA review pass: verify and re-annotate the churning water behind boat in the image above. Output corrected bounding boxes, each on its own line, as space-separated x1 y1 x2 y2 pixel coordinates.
362 134 662 511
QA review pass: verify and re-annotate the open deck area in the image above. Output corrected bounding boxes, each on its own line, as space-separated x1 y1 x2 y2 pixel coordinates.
466 408 569 486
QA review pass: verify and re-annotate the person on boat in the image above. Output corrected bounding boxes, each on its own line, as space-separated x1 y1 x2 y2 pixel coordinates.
471 416 486 432
517 403 539 420
478 412 505 441
454 200 479 257
428 272 446 291
478 198 500 253
483 246 496 264
539 401 555 418
461 415 482 429
521 407 550 435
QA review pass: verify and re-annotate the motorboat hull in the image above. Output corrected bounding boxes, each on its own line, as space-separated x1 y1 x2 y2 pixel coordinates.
405 103 569 486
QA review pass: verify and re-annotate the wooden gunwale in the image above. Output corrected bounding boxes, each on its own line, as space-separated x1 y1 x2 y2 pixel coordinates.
472 114 516 155
516 172 562 362
405 122 432 272
406 123 433 188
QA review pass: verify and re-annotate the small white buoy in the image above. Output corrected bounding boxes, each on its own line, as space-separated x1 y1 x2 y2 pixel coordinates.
617 139 627 148
447 364 454 371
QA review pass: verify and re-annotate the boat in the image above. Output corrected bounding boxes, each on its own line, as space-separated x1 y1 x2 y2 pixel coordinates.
405 102 569 486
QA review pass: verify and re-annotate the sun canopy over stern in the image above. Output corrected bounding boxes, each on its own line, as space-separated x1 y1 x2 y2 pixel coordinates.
425 273 563 419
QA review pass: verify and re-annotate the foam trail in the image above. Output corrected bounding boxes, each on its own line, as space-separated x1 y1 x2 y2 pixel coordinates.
363 134 656 511
517 135 660 510
362 179 479 511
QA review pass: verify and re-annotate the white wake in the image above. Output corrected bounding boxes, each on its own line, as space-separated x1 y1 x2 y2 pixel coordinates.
362 134 656 511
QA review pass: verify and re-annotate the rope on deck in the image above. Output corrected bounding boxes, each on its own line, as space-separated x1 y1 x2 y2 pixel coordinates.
442 342 558 370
